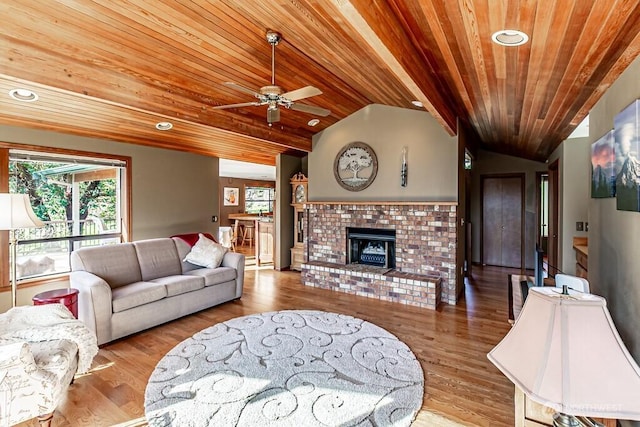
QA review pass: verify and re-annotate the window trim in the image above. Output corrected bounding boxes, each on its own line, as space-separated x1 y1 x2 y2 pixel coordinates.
0 141 132 289
243 184 275 214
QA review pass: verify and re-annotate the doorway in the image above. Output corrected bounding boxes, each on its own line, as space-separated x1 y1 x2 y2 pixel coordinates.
481 174 525 269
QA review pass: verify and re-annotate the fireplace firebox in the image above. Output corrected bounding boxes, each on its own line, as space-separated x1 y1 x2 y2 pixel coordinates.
347 227 396 268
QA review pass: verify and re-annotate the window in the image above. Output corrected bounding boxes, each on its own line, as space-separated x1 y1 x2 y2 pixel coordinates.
244 186 275 214
464 149 473 170
1 144 130 285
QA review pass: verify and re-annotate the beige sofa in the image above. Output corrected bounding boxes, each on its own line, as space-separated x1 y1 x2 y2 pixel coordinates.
70 237 245 345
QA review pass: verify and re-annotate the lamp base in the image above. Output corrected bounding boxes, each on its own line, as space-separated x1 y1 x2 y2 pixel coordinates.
553 413 580 427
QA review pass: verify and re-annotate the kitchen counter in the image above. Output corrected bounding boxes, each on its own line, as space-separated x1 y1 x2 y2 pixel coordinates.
227 214 274 265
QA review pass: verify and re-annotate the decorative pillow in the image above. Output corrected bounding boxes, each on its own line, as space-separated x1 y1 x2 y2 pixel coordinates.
183 233 228 268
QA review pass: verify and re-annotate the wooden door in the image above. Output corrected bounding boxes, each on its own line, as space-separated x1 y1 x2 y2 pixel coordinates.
482 175 524 268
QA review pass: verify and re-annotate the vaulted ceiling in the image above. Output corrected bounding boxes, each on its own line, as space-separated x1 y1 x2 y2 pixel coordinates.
2 1 640 164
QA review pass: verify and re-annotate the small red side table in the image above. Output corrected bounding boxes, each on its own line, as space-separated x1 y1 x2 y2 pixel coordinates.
33 288 80 319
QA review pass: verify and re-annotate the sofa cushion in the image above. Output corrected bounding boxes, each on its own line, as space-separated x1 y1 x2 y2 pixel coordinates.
112 282 167 313
183 234 228 269
186 266 236 287
70 243 142 288
173 237 199 273
133 238 182 281
151 275 205 297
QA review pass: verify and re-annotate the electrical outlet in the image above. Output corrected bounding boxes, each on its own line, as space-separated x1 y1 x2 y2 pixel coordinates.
576 221 584 231
211 215 218 223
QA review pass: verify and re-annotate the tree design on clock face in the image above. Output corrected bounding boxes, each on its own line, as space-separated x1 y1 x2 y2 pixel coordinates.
334 142 378 191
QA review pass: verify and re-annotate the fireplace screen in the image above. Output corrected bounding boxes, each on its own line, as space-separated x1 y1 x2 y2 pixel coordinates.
347 227 396 268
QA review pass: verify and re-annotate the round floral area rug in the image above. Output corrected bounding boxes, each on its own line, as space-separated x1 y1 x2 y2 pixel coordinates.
145 310 424 426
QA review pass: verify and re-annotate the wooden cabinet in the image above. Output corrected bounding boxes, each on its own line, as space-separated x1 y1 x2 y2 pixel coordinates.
256 220 274 265
515 387 615 427
573 237 588 279
290 173 307 271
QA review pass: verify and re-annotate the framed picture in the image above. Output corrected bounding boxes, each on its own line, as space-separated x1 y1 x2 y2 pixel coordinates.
223 187 239 206
591 130 615 198
333 141 378 191
614 100 640 211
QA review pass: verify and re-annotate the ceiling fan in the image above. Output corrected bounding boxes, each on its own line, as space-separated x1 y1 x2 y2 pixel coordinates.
212 31 331 126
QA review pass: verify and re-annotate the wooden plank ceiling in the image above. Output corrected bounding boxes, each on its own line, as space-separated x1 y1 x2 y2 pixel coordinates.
1 0 640 164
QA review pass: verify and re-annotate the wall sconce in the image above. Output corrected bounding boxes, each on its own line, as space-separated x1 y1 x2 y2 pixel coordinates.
401 146 408 187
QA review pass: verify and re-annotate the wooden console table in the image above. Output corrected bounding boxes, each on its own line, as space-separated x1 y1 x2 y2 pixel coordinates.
515 387 615 426
573 237 588 279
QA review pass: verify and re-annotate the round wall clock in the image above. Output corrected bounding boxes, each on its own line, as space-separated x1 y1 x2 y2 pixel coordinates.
333 141 378 191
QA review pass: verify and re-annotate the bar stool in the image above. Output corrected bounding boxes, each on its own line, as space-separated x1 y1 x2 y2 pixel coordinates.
242 222 254 247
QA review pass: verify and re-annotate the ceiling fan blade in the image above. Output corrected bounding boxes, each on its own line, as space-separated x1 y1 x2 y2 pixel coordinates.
223 82 262 98
281 86 322 101
212 101 261 110
267 107 280 123
289 103 331 117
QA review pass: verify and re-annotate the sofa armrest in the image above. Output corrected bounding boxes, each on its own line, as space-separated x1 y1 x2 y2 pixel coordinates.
70 271 113 346
222 252 245 298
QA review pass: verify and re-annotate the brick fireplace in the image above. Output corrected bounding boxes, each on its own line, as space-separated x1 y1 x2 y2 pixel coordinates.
301 202 458 309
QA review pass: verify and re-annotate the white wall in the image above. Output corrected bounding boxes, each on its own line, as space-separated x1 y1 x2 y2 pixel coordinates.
309 104 458 201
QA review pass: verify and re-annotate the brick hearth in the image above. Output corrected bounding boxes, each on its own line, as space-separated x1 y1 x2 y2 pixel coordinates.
301 202 457 308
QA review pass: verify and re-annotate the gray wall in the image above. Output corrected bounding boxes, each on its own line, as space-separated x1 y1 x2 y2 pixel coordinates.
275 154 302 270
548 137 590 275
588 55 640 424
0 125 220 241
309 104 457 201
471 150 547 269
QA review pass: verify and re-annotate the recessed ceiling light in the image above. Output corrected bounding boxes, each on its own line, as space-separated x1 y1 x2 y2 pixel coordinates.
155 121 173 131
491 30 529 46
9 88 38 102
307 118 320 126
411 100 423 108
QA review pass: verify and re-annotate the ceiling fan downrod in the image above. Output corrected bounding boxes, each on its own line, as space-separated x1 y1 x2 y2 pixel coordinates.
266 31 281 86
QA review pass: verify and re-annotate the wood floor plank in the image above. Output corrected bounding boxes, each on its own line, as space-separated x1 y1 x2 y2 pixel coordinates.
16 264 517 426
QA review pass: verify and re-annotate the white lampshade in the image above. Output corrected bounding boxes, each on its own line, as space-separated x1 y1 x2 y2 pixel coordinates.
0 194 44 230
488 287 640 420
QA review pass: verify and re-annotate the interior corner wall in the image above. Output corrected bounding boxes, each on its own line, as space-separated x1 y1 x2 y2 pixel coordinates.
470 150 547 269
547 137 590 275
309 104 458 201
275 154 302 270
588 55 640 414
0 125 220 241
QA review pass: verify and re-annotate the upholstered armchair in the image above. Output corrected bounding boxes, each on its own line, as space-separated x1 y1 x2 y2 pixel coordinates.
0 304 98 427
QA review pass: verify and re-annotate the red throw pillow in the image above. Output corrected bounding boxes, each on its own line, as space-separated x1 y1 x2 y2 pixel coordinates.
171 233 217 247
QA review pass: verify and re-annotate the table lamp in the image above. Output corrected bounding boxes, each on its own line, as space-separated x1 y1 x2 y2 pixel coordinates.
488 286 640 426
0 193 44 307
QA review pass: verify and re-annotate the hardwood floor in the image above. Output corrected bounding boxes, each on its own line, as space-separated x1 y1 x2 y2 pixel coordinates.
18 265 517 426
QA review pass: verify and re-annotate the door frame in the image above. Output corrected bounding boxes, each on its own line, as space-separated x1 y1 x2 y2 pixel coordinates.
480 173 526 269
547 160 560 275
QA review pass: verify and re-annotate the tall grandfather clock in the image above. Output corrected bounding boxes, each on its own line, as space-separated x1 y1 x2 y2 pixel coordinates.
290 172 307 271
